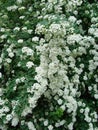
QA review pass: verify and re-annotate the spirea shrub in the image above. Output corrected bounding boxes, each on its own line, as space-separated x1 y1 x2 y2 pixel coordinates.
0 0 98 130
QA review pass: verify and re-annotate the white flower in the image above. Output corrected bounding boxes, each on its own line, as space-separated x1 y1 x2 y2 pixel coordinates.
28 29 33 34
68 123 73 130
7 48 11 53
60 105 65 111
84 116 91 123
57 99 63 105
32 37 39 42
94 94 98 99
49 24 61 33
16 78 20 84
1 34 7 39
17 39 23 43
82 103 86 107
21 107 32 116
68 16 77 23
22 47 33 56
76 20 82 24
21 120 25 125
94 29 98 38
88 28 95 34
78 101 82 106
19 16 25 19
48 0 57 4
88 86 92 91
11 100 19 109
22 27 27 30
13 86 17 91
80 109 84 113
22 47 28 53
17 0 22 4
26 61 34 68
67 34 82 44
11 116 19 127
6 114 13 121
0 28 5 32
8 52 14 58
0 88 3 96
31 83 41 90
91 17 98 23
40 38 45 44
44 120 48 126
18 6 26 11
20 77 25 82
0 72 2 78
3 106 10 112
83 75 88 80
13 27 20 31
0 58 2 63
85 107 90 113
6 58 12 63
27 121 36 130
48 125 53 130
59 120 66 126
7 5 18 11
26 49 34 56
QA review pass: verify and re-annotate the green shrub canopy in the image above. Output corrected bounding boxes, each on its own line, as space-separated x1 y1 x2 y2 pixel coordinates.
0 0 98 130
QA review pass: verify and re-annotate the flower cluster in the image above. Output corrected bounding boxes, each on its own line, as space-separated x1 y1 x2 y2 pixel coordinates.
0 0 98 130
